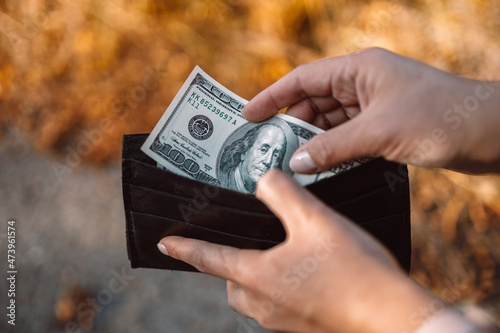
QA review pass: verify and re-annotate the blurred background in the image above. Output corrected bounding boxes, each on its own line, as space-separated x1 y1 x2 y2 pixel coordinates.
1 0 499 332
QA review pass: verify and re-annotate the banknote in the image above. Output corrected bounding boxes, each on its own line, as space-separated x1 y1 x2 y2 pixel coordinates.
141 66 369 194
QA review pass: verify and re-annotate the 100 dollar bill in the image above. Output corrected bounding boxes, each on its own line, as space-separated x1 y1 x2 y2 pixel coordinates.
141 66 368 194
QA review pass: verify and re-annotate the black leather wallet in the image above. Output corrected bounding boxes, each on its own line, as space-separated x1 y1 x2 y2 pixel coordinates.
122 134 411 272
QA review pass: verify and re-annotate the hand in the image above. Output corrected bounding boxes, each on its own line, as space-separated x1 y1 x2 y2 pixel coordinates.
158 170 437 333
242 48 500 174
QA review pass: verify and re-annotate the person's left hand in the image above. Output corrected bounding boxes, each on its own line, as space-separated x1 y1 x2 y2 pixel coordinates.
158 170 436 333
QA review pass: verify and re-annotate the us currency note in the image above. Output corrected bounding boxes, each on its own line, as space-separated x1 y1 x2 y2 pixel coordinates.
141 66 369 194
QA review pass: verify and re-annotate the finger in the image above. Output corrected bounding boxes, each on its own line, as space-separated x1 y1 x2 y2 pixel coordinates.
289 113 389 173
286 102 354 132
255 169 329 236
227 281 253 318
158 236 247 281
285 96 348 128
242 56 353 122
227 280 240 296
309 108 350 131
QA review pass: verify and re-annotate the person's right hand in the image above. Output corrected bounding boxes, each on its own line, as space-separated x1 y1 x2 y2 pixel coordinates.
242 48 500 174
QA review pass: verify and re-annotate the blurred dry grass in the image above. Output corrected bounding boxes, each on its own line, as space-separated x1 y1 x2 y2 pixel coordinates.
0 0 499 321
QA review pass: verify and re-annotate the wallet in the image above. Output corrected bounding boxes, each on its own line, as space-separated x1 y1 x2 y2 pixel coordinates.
122 134 412 272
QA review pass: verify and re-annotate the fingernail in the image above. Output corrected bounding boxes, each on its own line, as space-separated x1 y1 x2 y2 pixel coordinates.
290 150 317 173
157 242 169 256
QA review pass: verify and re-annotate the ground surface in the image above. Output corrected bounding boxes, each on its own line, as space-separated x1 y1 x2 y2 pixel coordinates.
0 130 268 333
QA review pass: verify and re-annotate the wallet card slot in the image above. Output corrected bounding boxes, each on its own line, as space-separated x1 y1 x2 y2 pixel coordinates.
123 158 409 220
126 211 410 272
331 182 409 223
306 159 408 203
124 180 409 241
124 156 406 213
124 183 286 241
123 158 270 213
126 208 409 247
127 211 280 271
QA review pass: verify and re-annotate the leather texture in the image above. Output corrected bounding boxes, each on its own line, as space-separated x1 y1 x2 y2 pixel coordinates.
122 134 412 272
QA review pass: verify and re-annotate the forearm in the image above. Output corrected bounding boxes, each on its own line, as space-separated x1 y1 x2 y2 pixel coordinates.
316 271 497 333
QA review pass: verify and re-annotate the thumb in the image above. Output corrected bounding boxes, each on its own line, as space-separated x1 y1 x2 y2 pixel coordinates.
290 115 388 173
256 169 332 237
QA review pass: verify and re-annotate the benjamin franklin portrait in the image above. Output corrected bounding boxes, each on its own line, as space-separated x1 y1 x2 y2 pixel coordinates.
217 119 298 194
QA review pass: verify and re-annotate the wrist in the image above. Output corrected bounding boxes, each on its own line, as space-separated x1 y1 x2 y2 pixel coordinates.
316 267 439 333
360 273 440 333
453 79 500 173
415 307 498 333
